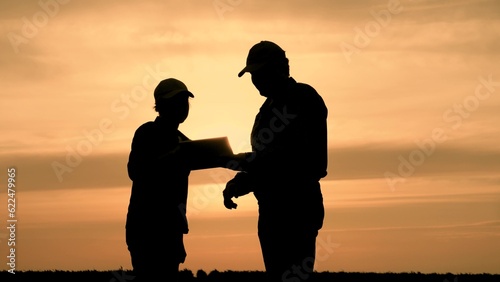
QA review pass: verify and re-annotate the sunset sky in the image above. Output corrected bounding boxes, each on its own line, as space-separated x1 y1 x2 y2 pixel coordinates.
1 0 500 275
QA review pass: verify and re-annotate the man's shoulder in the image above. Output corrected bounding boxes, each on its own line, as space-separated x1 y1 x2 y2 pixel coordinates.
290 78 321 98
290 79 327 112
294 81 317 93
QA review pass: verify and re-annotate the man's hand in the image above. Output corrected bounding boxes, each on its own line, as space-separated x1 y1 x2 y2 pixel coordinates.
222 172 255 210
223 182 238 210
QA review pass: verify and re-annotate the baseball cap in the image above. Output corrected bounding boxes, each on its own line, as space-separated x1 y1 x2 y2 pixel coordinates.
238 41 287 77
154 78 194 100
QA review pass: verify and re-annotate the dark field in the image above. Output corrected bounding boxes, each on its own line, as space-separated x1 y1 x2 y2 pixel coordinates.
1 269 499 282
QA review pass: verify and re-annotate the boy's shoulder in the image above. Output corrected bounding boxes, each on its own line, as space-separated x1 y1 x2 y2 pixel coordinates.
133 120 157 137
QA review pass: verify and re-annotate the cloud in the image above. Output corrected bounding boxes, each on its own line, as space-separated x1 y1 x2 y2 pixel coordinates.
327 143 500 181
1 0 499 191
2 142 499 192
328 220 500 233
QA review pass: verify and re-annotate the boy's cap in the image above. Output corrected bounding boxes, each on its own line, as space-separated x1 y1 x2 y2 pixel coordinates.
154 78 194 100
238 41 287 77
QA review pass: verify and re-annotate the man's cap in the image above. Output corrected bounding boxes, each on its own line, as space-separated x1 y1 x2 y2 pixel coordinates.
238 41 287 77
154 78 194 100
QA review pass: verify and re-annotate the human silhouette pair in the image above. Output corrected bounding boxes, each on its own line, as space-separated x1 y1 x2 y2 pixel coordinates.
125 40 328 282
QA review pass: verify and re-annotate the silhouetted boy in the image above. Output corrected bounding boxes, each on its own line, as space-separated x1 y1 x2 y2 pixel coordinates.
126 78 194 282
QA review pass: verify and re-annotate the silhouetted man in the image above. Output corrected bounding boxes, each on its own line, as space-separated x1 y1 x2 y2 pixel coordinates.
126 78 194 282
223 41 328 282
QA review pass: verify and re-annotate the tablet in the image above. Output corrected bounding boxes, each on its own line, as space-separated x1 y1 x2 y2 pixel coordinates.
179 136 234 170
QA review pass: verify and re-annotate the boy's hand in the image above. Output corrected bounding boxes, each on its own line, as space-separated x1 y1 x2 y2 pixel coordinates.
223 182 238 209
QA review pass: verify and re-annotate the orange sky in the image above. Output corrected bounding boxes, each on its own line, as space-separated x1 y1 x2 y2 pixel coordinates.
1 0 500 274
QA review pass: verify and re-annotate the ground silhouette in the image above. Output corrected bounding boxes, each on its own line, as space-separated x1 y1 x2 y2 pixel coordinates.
1 269 499 282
